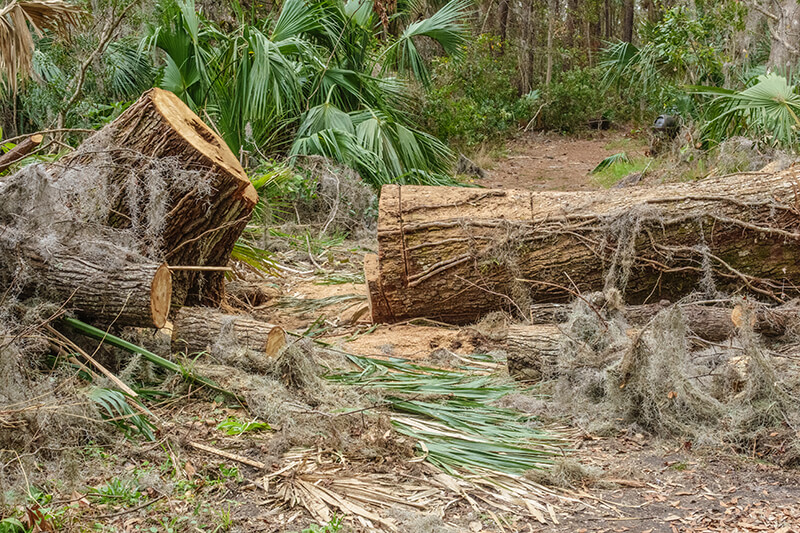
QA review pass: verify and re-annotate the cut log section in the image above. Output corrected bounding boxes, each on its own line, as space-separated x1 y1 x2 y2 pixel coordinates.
24 249 171 328
368 174 800 324
50 88 258 307
527 300 799 342
171 307 286 357
504 324 561 382
0 134 43 174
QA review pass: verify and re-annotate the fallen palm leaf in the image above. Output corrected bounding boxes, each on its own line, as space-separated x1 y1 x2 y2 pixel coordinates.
62 317 239 400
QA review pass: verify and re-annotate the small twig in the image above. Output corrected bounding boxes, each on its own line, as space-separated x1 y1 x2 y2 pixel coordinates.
188 441 267 469
94 495 166 520
168 265 233 272
0 128 95 146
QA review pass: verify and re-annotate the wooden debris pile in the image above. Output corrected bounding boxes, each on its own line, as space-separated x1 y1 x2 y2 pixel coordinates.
364 179 800 458
0 87 283 354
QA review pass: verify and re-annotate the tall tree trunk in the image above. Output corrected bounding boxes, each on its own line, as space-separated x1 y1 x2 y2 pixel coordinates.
366 173 800 325
545 0 556 86
498 0 510 42
767 0 800 70
623 0 635 43
566 0 579 48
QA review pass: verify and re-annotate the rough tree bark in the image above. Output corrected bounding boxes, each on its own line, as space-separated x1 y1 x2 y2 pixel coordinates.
49 88 258 308
22 247 171 328
171 307 286 358
763 0 800 69
622 0 635 43
0 134 42 173
366 172 800 324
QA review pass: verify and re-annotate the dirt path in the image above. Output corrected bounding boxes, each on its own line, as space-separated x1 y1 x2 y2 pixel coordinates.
481 130 646 191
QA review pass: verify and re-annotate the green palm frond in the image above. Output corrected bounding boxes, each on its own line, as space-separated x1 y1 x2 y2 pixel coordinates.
692 73 800 148
271 0 322 41
383 0 470 86
591 152 629 174
104 40 155 99
88 387 156 441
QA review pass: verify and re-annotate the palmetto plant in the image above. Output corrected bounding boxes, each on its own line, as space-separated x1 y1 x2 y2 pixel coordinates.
0 0 80 94
145 0 468 186
692 73 800 149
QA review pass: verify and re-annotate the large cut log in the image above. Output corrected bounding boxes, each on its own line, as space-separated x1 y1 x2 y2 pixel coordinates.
49 88 258 307
0 134 43 174
367 174 800 324
171 307 286 359
24 248 171 328
527 300 799 342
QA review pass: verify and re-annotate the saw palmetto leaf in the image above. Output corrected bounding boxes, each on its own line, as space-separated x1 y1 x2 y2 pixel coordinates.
0 0 80 94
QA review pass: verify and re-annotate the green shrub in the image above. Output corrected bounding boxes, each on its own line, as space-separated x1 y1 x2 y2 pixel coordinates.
421 34 536 147
539 67 616 132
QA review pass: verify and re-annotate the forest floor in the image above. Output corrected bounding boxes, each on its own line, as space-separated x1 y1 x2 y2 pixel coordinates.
479 130 648 191
5 131 799 533
246 130 800 532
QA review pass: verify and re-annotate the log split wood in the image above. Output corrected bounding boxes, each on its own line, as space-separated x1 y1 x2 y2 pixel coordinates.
172 307 286 357
22 246 171 328
527 300 799 342
367 174 800 324
0 134 43 174
49 88 258 307
505 301 800 381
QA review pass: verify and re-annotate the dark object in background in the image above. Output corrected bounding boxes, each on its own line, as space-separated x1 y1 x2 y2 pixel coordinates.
587 117 611 130
649 114 680 155
653 114 679 134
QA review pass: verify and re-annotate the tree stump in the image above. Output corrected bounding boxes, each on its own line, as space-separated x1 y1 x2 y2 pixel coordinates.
49 88 258 307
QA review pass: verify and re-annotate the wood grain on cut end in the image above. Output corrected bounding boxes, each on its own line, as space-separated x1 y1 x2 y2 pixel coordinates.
265 327 287 357
150 262 172 329
150 88 258 207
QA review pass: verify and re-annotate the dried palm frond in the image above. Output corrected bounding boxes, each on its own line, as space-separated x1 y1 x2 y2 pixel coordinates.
0 0 81 94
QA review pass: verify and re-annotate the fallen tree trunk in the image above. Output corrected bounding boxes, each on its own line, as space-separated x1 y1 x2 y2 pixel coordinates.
367 175 800 324
49 88 258 307
527 300 798 341
0 134 43 174
171 307 286 358
24 248 171 328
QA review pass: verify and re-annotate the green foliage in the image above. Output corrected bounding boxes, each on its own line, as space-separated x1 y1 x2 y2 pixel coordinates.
88 388 156 441
301 515 343 533
692 74 800 149
591 156 652 188
422 34 536 146
216 416 271 435
143 0 469 186
600 3 743 119
87 478 143 506
0 518 27 533
540 67 614 132
591 152 629 174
